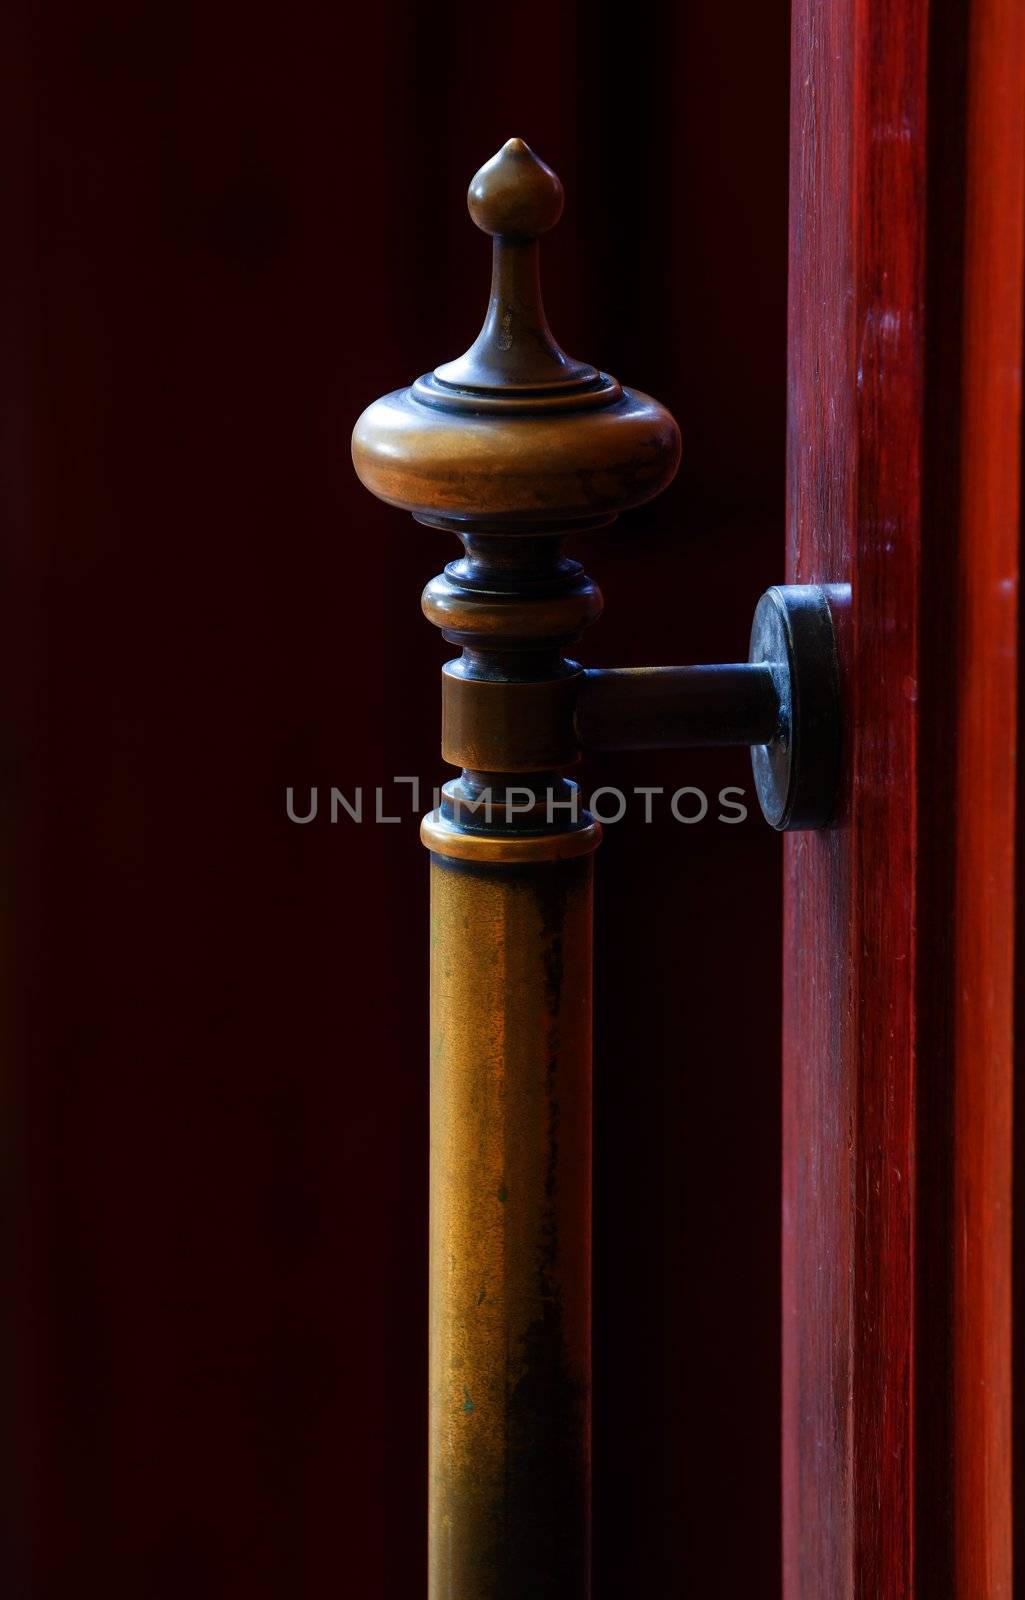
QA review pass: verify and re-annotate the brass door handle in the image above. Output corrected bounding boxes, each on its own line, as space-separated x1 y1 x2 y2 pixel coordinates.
352 139 842 1597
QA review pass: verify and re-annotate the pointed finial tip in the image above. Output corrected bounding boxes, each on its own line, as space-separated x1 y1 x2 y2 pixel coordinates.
467 138 564 239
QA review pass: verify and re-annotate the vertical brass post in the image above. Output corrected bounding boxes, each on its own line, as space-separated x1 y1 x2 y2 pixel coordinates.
353 139 680 1596
426 833 596 1592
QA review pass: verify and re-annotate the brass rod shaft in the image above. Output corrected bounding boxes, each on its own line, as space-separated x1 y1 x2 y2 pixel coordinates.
428 847 594 1599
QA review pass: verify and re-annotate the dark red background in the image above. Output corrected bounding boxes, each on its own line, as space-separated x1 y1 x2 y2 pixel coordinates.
2 2 789 1593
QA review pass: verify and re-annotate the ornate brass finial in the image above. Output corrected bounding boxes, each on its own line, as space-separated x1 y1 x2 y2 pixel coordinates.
433 137 595 395
351 138 680 527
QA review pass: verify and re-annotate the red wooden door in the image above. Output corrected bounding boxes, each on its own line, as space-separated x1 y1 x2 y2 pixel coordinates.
784 0 1025 1594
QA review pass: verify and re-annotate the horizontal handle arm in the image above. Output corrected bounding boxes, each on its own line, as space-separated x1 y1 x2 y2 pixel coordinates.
575 663 780 752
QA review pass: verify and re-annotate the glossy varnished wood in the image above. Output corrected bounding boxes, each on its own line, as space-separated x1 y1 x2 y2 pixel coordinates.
952 0 1025 1589
785 0 1024 1594
785 1 917 1589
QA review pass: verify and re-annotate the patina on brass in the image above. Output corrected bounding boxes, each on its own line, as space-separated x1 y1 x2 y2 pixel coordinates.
352 138 680 526
353 138 680 1597
351 137 844 1596
351 131 844 1593
428 849 594 1592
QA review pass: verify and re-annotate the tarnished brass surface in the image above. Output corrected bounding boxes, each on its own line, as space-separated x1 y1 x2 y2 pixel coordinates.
429 853 594 1598
351 383 680 525
351 137 681 1597
351 138 679 529
421 808 600 864
349 132 831 1595
421 569 603 647
440 661 583 773
576 662 781 750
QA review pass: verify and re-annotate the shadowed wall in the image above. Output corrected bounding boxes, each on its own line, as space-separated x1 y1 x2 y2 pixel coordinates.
0 2 788 1593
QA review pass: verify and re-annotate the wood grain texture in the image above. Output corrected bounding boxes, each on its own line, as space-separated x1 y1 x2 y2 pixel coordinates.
784 0 1024 1593
953 0 1025 1590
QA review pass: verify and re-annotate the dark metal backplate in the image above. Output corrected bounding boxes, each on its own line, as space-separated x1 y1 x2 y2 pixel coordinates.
748 584 843 830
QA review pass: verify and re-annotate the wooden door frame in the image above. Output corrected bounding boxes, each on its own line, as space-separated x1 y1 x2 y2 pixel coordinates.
784 0 1025 1593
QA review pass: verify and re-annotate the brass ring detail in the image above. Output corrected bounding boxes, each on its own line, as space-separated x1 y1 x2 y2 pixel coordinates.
421 810 602 863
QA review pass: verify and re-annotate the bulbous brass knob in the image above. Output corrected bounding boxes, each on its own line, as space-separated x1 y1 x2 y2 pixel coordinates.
351 138 681 529
466 136 564 239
